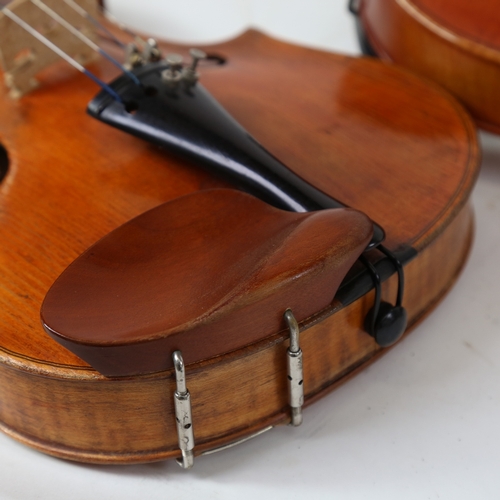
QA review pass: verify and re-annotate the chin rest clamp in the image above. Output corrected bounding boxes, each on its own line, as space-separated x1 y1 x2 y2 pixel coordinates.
173 351 195 469
284 309 304 427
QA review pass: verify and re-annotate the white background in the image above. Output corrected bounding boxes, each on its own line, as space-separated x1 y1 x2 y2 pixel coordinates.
1 1 500 498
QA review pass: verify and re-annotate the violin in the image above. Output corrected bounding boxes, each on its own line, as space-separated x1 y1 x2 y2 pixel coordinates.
351 0 500 134
0 0 479 469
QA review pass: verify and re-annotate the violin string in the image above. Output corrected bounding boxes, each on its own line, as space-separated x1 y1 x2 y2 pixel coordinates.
30 0 141 86
62 0 127 50
1 6 123 103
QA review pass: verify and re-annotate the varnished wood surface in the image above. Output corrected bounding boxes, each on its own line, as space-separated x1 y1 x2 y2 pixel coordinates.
414 0 500 51
0 28 479 461
41 190 372 376
359 0 500 133
0 201 473 463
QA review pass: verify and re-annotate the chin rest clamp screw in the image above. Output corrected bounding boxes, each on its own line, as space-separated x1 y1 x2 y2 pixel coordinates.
173 350 195 469
284 309 304 426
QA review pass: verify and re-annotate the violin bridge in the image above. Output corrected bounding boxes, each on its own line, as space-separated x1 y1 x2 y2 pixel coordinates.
0 0 98 98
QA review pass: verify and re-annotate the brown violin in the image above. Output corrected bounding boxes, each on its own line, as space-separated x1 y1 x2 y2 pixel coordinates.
352 0 500 134
0 0 479 467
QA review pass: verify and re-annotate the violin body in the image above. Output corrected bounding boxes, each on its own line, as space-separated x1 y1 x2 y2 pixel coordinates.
354 0 500 134
0 28 479 463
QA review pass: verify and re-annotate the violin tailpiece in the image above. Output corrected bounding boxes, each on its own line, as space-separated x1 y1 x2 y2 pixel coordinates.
88 60 387 246
0 0 98 98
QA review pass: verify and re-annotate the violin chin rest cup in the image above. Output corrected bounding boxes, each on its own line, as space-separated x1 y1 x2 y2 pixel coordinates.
370 302 408 348
41 188 373 377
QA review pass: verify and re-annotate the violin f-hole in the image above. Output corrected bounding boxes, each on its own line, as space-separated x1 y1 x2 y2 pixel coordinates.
0 143 9 184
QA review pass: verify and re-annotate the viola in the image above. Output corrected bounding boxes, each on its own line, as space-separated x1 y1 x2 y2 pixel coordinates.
0 1 479 468
352 0 500 134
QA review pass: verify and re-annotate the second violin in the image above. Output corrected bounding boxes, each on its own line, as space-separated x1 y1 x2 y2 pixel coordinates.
352 0 500 133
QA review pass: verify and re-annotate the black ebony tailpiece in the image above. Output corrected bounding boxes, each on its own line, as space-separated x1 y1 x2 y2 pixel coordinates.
87 60 385 247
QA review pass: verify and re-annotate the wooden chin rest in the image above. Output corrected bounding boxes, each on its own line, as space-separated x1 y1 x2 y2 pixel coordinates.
41 189 373 377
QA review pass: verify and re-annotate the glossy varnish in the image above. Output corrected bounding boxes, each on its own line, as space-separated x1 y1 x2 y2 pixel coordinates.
41 190 373 376
358 0 500 133
0 29 479 462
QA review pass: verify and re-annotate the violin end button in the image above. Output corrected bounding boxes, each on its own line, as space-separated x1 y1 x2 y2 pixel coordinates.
373 304 408 347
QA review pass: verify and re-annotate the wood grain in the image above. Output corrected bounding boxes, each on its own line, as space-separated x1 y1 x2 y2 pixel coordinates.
41 190 373 376
0 202 473 463
0 29 479 462
358 0 500 133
